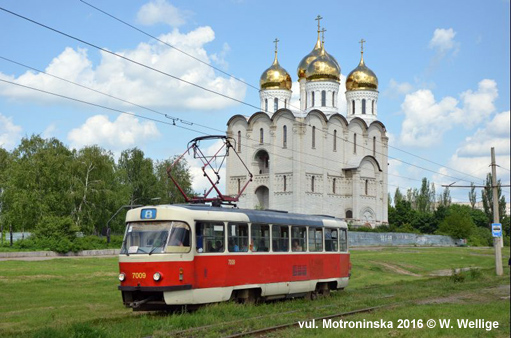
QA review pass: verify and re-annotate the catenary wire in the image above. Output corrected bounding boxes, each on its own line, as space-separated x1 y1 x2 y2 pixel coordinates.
0 6 497 187
76 1 494 185
2 77 502 206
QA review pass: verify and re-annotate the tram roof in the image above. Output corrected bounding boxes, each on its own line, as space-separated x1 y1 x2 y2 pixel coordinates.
176 204 345 227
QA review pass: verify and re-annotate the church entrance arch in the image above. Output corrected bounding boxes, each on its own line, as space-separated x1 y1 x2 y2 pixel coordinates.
255 185 269 209
254 149 269 175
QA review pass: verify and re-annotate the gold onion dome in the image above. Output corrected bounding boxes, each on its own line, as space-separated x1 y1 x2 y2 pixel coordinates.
346 50 378 91
305 43 341 82
297 37 322 79
260 47 292 91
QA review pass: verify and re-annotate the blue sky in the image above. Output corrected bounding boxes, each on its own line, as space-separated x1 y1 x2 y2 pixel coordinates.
0 0 509 205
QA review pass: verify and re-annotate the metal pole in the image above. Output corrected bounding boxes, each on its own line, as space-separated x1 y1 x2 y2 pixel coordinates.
491 147 503 276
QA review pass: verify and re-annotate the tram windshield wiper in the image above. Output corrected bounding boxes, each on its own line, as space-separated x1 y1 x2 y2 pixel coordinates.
149 234 168 255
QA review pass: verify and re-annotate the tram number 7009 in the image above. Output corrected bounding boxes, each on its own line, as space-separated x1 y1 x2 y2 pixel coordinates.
132 272 146 279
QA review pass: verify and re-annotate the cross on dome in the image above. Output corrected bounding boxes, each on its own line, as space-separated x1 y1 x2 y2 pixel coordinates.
359 38 366 53
315 15 323 33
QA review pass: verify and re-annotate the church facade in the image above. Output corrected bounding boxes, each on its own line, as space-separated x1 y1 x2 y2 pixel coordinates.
226 19 388 226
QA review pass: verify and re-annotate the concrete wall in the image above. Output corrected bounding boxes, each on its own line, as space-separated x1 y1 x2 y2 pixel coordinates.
349 232 456 247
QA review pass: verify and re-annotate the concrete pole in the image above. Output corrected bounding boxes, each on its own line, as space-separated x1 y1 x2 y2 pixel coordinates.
491 147 503 276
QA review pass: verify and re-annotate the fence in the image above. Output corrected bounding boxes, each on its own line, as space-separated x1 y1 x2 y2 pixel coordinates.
349 232 456 247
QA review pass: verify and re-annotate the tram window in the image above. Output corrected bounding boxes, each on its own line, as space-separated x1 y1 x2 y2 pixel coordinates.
308 227 323 252
325 228 338 252
228 223 248 252
339 229 348 252
251 224 269 252
196 222 225 253
122 221 190 254
272 225 289 252
291 226 306 252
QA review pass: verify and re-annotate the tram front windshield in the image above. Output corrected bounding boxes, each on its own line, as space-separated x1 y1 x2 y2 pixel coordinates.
121 221 190 254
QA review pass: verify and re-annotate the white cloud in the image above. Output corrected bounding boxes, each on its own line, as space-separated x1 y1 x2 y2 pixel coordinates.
67 114 160 151
429 28 460 56
433 110 511 188
210 43 231 70
399 89 461 147
42 123 57 139
457 111 510 157
136 0 191 27
399 79 499 147
0 26 246 111
0 113 22 150
453 79 498 128
383 79 413 98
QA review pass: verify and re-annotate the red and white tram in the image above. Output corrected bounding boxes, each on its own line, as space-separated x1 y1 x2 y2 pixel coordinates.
118 204 350 310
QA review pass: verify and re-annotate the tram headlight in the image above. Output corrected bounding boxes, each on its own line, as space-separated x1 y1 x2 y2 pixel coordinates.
118 273 126 282
153 272 162 282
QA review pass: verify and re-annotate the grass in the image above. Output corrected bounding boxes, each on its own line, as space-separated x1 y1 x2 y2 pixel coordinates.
0 247 509 338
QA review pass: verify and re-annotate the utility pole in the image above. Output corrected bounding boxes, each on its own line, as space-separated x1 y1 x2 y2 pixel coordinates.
442 147 509 276
490 147 503 276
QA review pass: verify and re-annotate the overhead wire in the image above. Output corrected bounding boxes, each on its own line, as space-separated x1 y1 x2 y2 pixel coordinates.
76 0 495 186
0 5 499 189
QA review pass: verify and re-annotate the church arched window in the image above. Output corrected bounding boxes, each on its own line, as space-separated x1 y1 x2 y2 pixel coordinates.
346 210 353 219
312 126 316 149
333 130 337 151
284 99 287 109
260 128 264 144
237 179 241 194
352 100 355 114
332 92 335 107
274 98 278 111
353 133 357 154
311 92 315 107
265 99 268 112
237 131 241 152
372 100 375 115
362 99 366 114
283 175 287 192
321 90 326 106
283 125 287 148
333 178 336 194
373 136 376 157
311 176 315 192
365 180 369 195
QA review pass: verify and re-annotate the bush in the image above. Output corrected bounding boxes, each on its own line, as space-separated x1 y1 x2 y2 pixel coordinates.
9 234 124 253
34 216 79 241
467 227 492 246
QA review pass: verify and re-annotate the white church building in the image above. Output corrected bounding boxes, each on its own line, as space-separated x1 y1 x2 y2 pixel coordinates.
225 19 388 226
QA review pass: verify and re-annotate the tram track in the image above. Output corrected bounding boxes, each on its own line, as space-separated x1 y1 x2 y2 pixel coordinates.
152 300 396 338
221 305 387 338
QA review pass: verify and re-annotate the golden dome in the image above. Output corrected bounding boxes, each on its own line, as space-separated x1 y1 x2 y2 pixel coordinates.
260 50 292 91
305 43 341 82
297 37 322 79
346 52 378 91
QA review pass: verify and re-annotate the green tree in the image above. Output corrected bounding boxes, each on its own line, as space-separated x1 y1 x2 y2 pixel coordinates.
470 208 489 229
0 148 10 208
117 148 158 206
417 178 431 213
389 200 418 228
154 157 193 204
71 145 117 234
481 173 507 224
2 136 74 231
437 204 476 239
469 182 477 209
394 187 403 206
438 187 451 207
